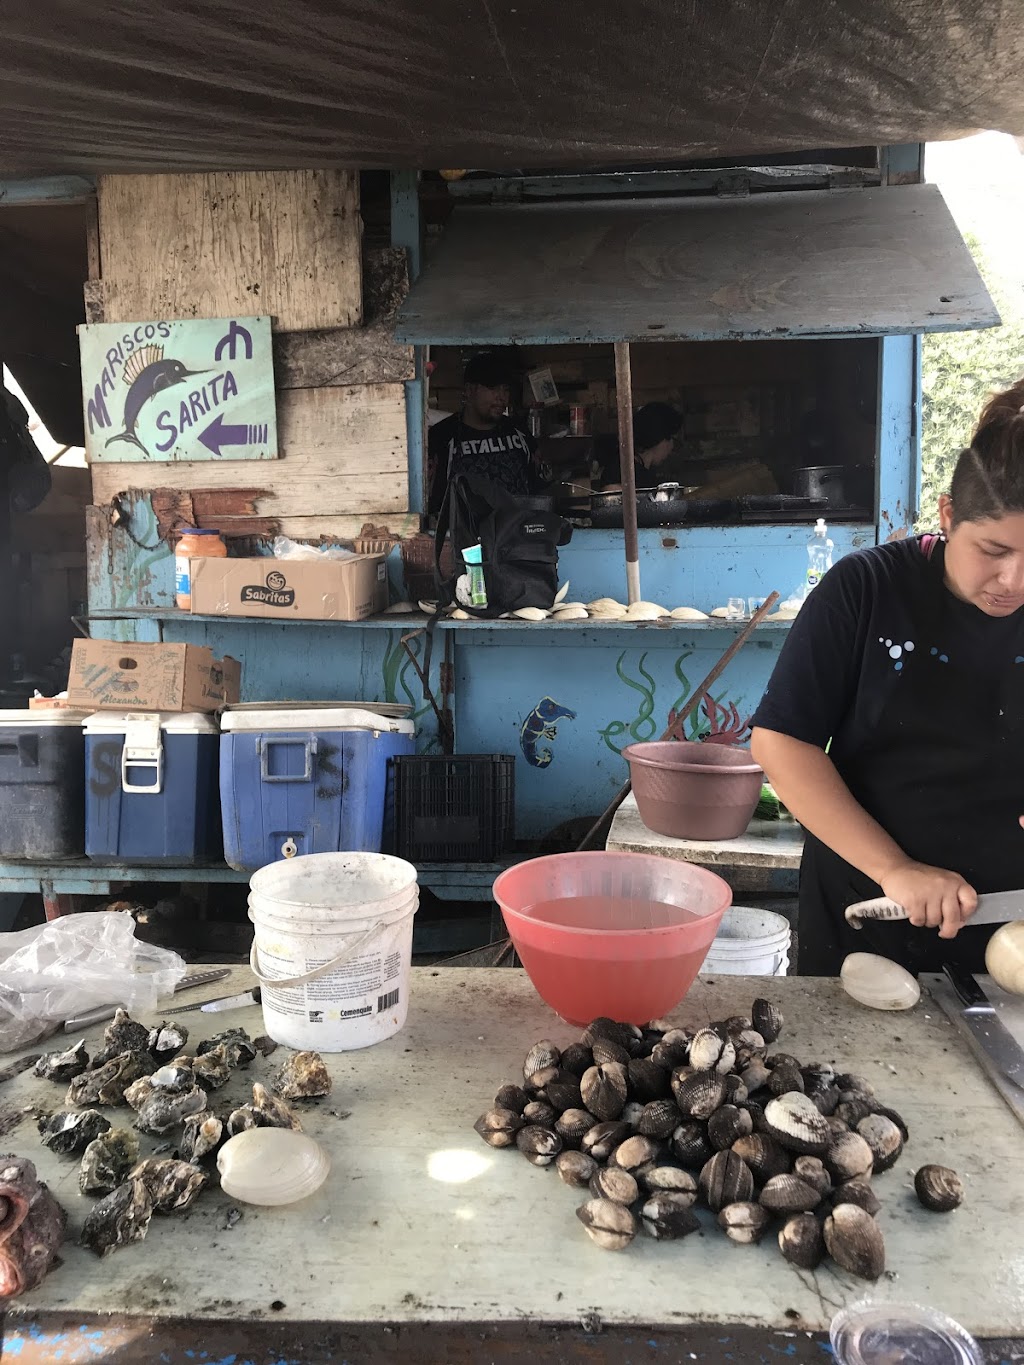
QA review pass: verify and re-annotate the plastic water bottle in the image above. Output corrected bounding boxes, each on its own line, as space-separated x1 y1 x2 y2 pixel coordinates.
806 518 833 593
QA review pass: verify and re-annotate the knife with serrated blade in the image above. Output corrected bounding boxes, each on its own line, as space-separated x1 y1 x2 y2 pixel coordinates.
847 887 1024 930
166 987 261 1015
943 964 1024 1090
63 969 232 1032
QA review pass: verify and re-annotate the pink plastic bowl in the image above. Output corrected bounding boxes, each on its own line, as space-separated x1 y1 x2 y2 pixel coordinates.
493 851 732 1026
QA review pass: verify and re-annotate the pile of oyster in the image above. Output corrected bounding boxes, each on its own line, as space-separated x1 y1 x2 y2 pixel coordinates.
31 1010 332 1258
473 999 964 1277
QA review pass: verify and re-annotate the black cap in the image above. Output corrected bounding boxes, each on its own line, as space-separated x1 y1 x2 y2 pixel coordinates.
463 353 514 387
633 402 682 453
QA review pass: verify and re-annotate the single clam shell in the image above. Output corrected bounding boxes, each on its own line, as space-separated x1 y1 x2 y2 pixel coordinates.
587 598 625 612
554 581 570 603
383 600 416 614
718 1200 772 1244
493 1083 529 1114
779 1212 825 1269
552 607 589 621
669 606 709 621
576 1198 638 1250
670 1121 713 1169
555 1108 598 1148
556 1150 597 1188
673 1070 728 1121
699 1150 754 1212
759 1173 823 1214
825 1131 874 1182
640 1192 700 1241
34 1039 90 1082
689 1028 735 1074
552 601 586 612
985 921 1024 993
627 1057 671 1102
216 1128 330 1206
823 1203 885 1280
855 1114 903 1172
523 1040 560 1080
640 1166 697 1200
589 1166 639 1206
914 1164 964 1212
581 1121 632 1162
764 1092 830 1155
731 1132 791 1183
637 1100 681 1139
512 607 550 620
474 1108 524 1149
708 1104 753 1151
624 603 666 621
580 1063 628 1121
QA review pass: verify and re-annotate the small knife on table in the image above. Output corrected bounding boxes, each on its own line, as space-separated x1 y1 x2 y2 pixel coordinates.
63 969 232 1032
942 964 1024 1091
846 888 1024 930
166 987 261 1015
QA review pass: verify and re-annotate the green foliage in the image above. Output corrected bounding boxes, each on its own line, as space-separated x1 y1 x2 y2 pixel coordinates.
919 231 1024 526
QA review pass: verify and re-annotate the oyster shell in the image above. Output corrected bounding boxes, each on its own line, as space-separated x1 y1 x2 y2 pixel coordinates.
576 1198 637 1250
217 1128 330 1206
147 1022 188 1065
589 1166 639 1206
39 1108 111 1156
751 998 783 1044
150 1060 196 1094
719 1200 772 1244
493 1083 529 1114
474 1108 524 1148
759 1173 822 1214
556 1151 598 1188
192 1046 233 1092
178 1114 224 1164
914 1164 964 1212
639 1193 700 1241
673 1070 728 1120
227 1107 258 1137
96 1008 151 1063
250 1082 302 1130
197 1028 256 1067
764 1092 830 1155
130 1157 207 1213
699 1150 754 1212
80 1177 154 1257
272 1050 332 1100
34 1039 89 1082
253 1035 279 1057
79 1128 139 1195
855 1114 903 1172
824 1202 885 1279
515 1125 562 1166
67 1051 151 1107
779 1212 825 1269
134 1085 207 1136
580 1063 628 1121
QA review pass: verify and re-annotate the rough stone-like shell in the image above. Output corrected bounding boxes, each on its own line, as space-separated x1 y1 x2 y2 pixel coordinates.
589 1166 639 1206
515 1125 562 1166
179 1114 225 1164
79 1128 139 1195
273 1050 332 1100
196 1028 257 1067
34 1039 89 1082
217 1128 330 1206
67 1051 151 1107
494 1083 529 1114
580 1063 628 1121
576 1198 637 1250
556 1150 598 1188
555 1107 598 1148
689 1028 735 1074
779 1212 825 1269
134 1085 208 1136
80 1176 153 1257
759 1173 822 1214
855 1114 903 1172
130 1157 207 1213
581 1121 632 1162
150 1060 196 1094
914 1164 964 1212
102 1008 151 1059
628 1058 671 1102
147 1022 188 1065
825 1131 874 1183
718 1200 772 1244
674 1071 728 1121
708 1104 753 1151
731 1132 791 1184
764 1093 830 1155
474 1107 524 1148
637 1100 681 1139
39 1108 111 1156
640 1192 700 1241
751 998 783 1044
191 1046 234 1092
250 1082 303 1131
824 1203 885 1280
699 1150 754 1212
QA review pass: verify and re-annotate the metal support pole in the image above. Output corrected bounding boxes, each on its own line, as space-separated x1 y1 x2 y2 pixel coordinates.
614 341 641 604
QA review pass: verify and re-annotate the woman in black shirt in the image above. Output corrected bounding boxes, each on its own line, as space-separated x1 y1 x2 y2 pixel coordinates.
751 379 1024 974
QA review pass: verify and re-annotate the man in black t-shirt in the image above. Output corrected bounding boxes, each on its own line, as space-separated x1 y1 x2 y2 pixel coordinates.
427 354 541 517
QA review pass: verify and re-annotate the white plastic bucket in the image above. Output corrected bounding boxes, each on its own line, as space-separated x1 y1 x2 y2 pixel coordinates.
248 851 419 1051
700 906 791 977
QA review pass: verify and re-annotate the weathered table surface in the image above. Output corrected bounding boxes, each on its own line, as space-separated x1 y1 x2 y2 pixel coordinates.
607 793 804 868
2 967 1022 1363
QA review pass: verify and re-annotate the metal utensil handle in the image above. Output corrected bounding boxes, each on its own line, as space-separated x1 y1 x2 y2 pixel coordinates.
943 963 991 1011
63 968 231 1032
249 925 381 989
844 897 910 929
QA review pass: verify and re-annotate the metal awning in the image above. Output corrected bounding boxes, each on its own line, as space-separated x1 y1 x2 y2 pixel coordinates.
395 184 998 346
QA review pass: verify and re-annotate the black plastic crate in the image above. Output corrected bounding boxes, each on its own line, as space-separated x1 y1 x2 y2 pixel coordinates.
393 754 515 863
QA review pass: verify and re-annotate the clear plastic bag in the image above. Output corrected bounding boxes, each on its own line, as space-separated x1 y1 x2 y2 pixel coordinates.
272 536 356 562
0 913 186 1053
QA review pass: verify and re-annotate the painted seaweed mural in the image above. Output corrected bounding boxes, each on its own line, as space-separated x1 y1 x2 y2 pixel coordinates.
600 650 746 753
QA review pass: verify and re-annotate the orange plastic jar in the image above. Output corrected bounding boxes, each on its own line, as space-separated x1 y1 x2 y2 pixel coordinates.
175 528 227 610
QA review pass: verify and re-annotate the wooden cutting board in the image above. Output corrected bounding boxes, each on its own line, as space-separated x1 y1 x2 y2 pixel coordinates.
926 971 1024 1127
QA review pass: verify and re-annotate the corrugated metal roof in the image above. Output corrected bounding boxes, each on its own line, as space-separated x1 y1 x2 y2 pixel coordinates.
395 185 998 345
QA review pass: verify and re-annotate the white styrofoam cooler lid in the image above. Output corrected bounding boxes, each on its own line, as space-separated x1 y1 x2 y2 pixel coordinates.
220 707 414 735
82 711 219 735
0 709 90 727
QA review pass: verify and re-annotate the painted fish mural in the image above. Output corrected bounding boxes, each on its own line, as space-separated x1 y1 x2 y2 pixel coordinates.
521 697 577 768
106 346 204 457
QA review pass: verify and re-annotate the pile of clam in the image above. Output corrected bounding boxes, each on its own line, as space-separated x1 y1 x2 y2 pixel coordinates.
30 1009 331 1257
474 1000 963 1277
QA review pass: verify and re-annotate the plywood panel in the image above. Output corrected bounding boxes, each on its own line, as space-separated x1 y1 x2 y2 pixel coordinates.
97 171 362 331
90 384 408 516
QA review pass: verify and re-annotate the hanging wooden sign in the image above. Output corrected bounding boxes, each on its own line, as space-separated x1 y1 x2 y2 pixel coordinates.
79 315 279 462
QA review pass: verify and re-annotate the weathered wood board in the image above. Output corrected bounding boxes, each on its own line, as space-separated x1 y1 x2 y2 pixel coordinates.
97 171 362 331
89 383 409 516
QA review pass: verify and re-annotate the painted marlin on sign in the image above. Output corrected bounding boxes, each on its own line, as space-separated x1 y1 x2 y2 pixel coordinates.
105 345 205 456
521 696 577 769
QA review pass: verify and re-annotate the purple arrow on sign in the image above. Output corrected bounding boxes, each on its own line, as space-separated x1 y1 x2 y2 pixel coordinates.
198 414 269 456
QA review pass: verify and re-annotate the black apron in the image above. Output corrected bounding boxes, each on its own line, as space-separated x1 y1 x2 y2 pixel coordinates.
799 545 1024 975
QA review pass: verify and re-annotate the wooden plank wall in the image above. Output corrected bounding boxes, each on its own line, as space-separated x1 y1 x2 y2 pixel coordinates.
86 171 417 545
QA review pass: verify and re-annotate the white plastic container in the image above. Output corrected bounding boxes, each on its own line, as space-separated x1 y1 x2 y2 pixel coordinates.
248 851 419 1051
700 906 791 977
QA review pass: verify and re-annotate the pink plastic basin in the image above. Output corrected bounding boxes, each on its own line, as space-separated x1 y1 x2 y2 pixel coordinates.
493 851 732 1026
624 741 764 841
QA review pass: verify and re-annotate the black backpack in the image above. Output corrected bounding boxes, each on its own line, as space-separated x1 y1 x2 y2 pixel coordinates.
434 472 572 617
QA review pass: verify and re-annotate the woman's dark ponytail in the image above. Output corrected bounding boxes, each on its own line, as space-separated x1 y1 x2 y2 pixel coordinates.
948 377 1024 525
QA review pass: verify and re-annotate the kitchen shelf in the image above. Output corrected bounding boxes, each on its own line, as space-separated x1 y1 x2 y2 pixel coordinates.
85 609 795 633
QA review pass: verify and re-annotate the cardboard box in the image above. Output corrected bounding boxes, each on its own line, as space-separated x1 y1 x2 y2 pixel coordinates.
188 555 389 622
67 641 241 713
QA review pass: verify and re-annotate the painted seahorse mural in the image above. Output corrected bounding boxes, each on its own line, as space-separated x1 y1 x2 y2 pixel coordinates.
521 697 577 768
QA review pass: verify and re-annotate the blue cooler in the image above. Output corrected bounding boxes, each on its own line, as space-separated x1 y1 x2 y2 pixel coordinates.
84 712 220 864
219 705 415 871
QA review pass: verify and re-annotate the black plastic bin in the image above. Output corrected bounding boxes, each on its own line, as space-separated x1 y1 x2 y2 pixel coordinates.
392 754 515 863
0 710 86 859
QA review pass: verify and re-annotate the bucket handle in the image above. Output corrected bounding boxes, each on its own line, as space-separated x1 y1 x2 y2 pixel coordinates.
249 923 382 989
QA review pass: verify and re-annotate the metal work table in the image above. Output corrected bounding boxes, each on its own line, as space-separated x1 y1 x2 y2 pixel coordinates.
606 793 804 869
2 968 1022 1362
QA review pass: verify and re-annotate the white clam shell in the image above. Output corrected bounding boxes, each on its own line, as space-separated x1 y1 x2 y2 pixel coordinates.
553 607 588 621
216 1128 330 1206
588 598 626 612
512 607 550 620
670 606 709 621
985 922 1024 994
840 952 921 1011
383 600 416 614
417 600 438 614
555 581 570 603
450 608 471 620
625 603 667 621
710 606 732 618
552 602 586 612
